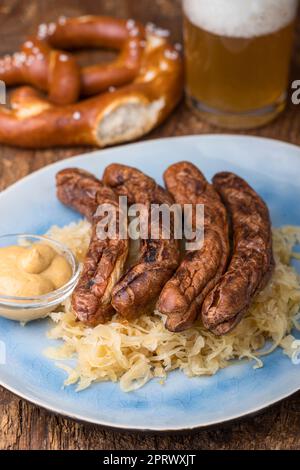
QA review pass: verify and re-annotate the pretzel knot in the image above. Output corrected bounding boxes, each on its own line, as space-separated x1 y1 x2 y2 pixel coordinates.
0 16 183 149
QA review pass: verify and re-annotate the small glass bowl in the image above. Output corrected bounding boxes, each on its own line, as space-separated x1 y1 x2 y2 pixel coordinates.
0 234 80 322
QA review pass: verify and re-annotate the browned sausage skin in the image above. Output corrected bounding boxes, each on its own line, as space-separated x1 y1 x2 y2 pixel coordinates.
103 163 180 319
56 168 129 325
201 172 275 336
157 162 230 332
56 167 103 221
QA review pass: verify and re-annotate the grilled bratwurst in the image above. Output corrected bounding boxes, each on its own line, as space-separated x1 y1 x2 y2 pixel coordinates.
201 172 275 336
103 163 180 319
157 162 230 331
56 167 104 222
56 168 128 325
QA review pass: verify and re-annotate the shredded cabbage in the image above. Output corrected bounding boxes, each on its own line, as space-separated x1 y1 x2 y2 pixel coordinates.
45 222 300 392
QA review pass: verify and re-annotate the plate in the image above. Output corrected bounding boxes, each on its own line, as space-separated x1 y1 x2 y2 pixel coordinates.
0 135 299 432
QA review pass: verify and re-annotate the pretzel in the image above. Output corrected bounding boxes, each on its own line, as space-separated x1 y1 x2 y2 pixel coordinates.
0 36 81 105
0 18 183 148
42 16 146 98
0 16 147 104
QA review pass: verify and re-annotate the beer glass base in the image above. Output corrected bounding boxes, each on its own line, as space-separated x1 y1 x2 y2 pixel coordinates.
186 94 286 130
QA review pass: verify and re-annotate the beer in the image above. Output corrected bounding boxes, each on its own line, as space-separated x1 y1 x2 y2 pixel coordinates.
183 0 298 128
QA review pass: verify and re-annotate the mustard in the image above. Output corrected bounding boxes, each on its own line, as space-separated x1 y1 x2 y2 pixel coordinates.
0 244 72 298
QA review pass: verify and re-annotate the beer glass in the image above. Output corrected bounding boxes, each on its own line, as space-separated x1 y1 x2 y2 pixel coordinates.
183 0 299 129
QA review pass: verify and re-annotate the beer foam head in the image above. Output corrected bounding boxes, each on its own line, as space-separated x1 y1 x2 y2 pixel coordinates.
183 0 298 38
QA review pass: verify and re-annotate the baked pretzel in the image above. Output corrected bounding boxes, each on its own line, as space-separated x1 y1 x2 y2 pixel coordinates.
0 16 146 103
0 16 183 148
0 36 81 105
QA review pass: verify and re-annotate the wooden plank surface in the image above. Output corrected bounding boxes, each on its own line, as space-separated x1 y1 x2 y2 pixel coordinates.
0 0 300 450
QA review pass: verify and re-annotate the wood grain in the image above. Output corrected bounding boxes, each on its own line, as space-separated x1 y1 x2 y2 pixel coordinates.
0 0 300 450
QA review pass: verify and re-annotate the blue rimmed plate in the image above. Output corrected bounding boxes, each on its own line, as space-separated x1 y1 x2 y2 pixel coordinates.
0 135 299 431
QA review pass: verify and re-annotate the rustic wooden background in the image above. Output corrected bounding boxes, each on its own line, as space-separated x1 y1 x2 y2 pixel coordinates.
0 0 300 450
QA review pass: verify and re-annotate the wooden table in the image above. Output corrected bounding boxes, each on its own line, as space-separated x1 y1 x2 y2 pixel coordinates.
0 0 300 450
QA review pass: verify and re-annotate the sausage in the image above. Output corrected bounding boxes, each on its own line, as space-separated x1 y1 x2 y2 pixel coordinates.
102 163 180 319
201 172 275 335
156 162 230 331
56 168 129 325
56 168 104 221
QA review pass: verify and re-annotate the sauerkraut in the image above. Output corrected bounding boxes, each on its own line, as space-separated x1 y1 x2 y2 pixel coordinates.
45 222 300 392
